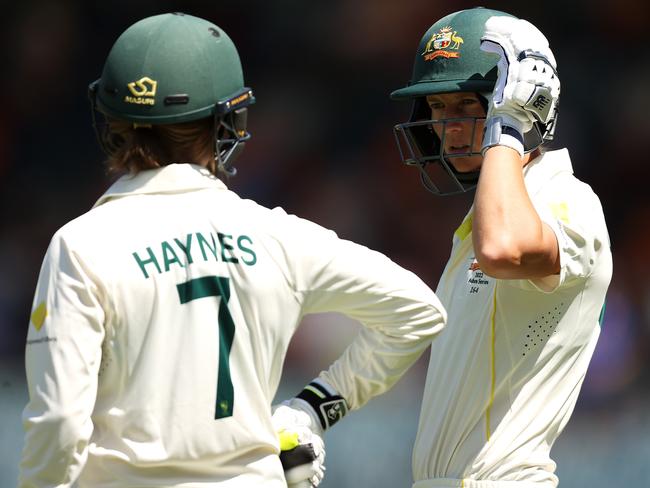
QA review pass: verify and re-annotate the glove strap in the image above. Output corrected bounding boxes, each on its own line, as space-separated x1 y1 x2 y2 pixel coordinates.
482 116 525 157
296 378 349 431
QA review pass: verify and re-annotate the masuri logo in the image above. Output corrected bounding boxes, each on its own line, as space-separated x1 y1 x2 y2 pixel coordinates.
124 76 158 105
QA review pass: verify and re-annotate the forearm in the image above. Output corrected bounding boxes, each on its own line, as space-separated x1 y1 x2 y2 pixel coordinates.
299 233 446 407
320 321 437 411
473 146 558 278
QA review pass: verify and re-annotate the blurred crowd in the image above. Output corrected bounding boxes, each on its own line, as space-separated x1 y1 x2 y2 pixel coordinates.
2 0 650 416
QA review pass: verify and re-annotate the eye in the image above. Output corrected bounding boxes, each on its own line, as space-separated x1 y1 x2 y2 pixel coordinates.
429 101 444 110
461 98 478 106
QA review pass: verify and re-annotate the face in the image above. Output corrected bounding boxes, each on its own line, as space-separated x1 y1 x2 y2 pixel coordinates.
426 92 486 173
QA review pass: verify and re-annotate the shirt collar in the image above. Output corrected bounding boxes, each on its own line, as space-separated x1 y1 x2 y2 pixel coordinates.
523 148 573 196
93 163 228 208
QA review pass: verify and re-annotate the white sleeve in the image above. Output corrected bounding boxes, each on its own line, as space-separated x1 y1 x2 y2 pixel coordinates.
20 231 106 488
527 181 609 293
272 211 446 410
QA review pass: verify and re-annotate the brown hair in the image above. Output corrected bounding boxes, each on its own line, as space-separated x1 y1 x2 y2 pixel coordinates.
105 118 215 175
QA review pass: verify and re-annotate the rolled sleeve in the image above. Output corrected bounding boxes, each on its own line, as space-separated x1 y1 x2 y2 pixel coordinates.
528 186 603 293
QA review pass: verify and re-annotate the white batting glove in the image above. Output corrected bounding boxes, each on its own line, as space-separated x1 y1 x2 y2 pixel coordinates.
273 402 325 488
480 16 560 157
272 378 349 488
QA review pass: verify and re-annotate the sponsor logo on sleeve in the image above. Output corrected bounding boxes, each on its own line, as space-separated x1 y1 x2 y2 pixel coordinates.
27 301 57 345
30 302 47 331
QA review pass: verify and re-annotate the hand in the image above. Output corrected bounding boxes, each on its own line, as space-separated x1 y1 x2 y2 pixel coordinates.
480 16 560 156
272 402 326 488
272 378 348 487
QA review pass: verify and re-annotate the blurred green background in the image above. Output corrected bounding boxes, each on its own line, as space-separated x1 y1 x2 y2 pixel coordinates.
2 0 649 486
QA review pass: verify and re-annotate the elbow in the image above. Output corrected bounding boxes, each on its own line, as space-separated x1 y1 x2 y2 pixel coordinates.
474 239 523 279
473 223 559 279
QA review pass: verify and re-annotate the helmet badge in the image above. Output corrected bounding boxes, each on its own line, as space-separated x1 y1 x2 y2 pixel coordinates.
125 76 158 106
422 27 464 61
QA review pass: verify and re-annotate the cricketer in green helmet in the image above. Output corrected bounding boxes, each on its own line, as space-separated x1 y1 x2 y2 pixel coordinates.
391 7 612 488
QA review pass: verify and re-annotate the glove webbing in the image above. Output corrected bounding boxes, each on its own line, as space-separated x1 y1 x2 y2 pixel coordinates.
297 379 349 431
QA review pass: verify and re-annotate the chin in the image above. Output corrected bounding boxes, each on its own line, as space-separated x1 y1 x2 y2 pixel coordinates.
448 155 482 173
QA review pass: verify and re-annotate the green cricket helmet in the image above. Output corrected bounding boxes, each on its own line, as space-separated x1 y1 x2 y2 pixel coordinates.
88 12 255 175
391 7 517 196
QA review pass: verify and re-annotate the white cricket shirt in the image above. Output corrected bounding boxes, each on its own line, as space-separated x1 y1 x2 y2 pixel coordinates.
20 164 446 488
412 149 612 488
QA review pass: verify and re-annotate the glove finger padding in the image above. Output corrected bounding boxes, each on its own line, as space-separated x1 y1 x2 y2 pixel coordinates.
273 405 326 487
481 16 556 77
478 38 513 108
480 16 560 156
515 56 560 125
280 436 326 487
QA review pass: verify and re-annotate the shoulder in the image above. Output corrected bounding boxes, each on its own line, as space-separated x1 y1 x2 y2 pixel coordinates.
42 210 101 265
531 149 607 228
235 196 340 241
51 208 98 244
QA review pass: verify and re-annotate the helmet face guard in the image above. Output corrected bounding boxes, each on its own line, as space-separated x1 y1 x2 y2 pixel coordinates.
393 115 484 196
213 91 254 176
393 94 486 196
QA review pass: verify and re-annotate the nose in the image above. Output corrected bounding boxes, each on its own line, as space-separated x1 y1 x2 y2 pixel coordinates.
445 120 463 134
442 104 467 133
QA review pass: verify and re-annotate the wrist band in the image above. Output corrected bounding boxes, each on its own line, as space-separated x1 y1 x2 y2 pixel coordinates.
482 116 525 157
296 378 349 430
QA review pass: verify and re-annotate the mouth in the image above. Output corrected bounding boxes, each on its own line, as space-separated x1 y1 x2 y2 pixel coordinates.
447 144 471 154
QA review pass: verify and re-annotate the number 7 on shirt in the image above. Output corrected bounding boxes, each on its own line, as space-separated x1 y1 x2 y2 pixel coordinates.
177 276 235 419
